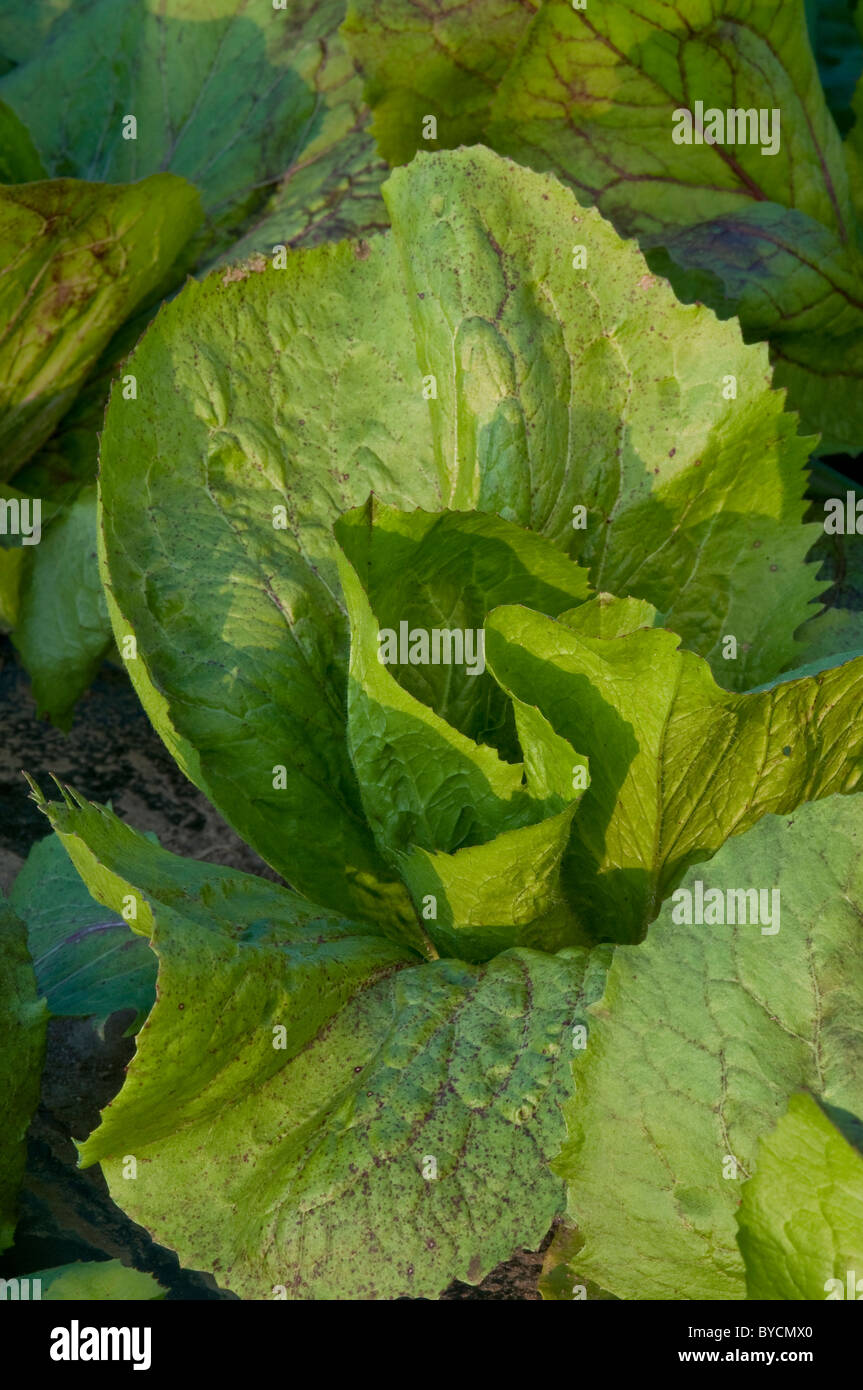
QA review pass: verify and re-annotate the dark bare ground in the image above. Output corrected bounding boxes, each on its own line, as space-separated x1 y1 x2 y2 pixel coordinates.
0 637 548 1300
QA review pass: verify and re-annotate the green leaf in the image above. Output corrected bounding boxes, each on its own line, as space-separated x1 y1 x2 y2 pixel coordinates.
0 175 201 479
558 591 661 638
2 1259 165 1300
342 0 539 164
795 462 863 663
99 235 432 937
0 896 47 1253
10 831 156 1036
0 103 46 181
29 778 411 949
348 0 863 447
556 794 863 1300
12 487 114 729
0 547 25 629
488 0 863 449
486 596 863 943
338 535 586 958
380 150 820 684
737 1091 863 1300
0 0 386 261
395 811 584 963
209 22 388 262
844 10 863 233
335 497 592 755
98 149 821 921
10 300 156 503
3 305 169 724
0 1 78 65
769 330 863 456
34 787 594 1301
538 1221 619 1302
804 0 863 134
339 541 564 851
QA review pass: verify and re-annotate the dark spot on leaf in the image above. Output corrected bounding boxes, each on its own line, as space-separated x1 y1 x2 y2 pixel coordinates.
354 240 371 260
783 746 791 756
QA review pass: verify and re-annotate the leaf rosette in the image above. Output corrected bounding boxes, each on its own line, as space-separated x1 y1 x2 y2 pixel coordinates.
16 142 863 1302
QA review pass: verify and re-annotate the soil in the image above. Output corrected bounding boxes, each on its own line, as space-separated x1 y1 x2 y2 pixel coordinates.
0 636 546 1300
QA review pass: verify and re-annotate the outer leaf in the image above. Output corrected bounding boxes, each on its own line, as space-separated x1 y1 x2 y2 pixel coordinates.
848 2 863 184
381 150 820 682
0 104 45 181
348 1 863 447
795 462 863 662
0 547 24 629
85 929 585 1301
11 487 113 729
211 19 388 262
29 779 423 955
6 302 186 725
99 235 433 936
0 897 47 1253
6 1259 165 1301
10 831 156 1036
98 150 821 918
342 0 539 164
0 0 386 260
35 789 592 1301
10 301 156 503
769 330 863 456
557 795 863 1300
805 0 863 134
539 1221 618 1301
0 175 201 478
737 1092 863 1300
0 1 77 65
486 597 863 942
486 0 863 449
